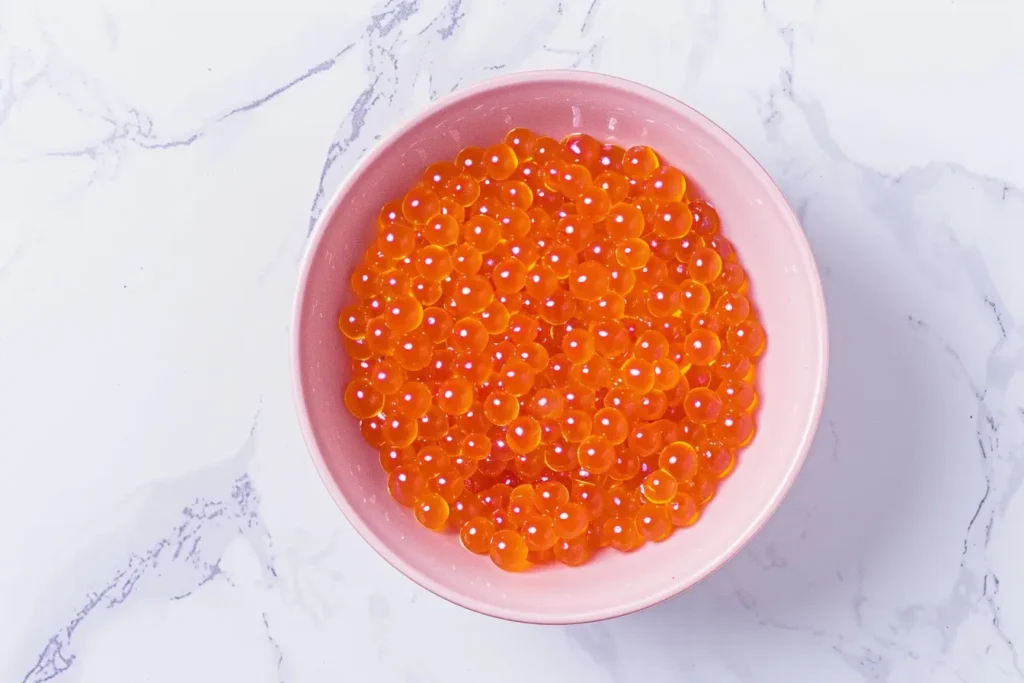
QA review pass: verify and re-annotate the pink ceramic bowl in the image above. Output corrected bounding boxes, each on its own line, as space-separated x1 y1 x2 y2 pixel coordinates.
293 71 828 624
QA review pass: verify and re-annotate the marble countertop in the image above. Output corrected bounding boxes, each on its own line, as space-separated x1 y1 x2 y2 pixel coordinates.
2 1 1022 681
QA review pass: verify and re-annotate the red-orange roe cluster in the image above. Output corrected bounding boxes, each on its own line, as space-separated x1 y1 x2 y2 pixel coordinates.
340 128 765 571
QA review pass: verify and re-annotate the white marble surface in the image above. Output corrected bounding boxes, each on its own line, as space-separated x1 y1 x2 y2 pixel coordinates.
1 0 1023 681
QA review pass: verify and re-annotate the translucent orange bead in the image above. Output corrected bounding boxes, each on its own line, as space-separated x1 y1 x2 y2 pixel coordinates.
387 465 426 506
442 173 481 207
379 445 413 473
490 529 529 570
383 295 422 335
627 422 661 457
635 503 673 542
711 351 752 383
462 214 500 252
382 414 418 447
665 491 698 527
561 328 594 364
697 438 735 478
532 136 564 165
529 389 565 421
690 310 723 335
718 379 756 411
536 480 570 515
555 214 595 251
606 448 639 481
589 407 627 445
448 317 486 355
524 264 559 298
595 171 629 204
716 261 745 293
367 359 405 395
378 271 411 301
410 277 442 306
344 377 384 419
378 222 416 260
423 161 458 193
641 469 678 504
497 359 534 397
590 320 631 358
455 146 487 180
560 409 593 443
452 275 494 313
506 493 535 528
460 516 496 554
652 201 693 238
423 213 459 246
360 416 387 448
551 502 588 539
413 492 450 530
553 536 590 566
690 199 720 236
544 440 578 471
683 387 723 424
606 202 645 240
345 336 374 361
577 435 615 474
515 341 550 372
622 145 659 180
633 330 669 363
451 243 483 276
414 245 453 281
563 383 597 412
507 416 542 454
646 282 681 317
620 358 655 394
559 164 593 200
338 305 368 340
682 327 720 366
460 430 491 462
350 264 379 299
563 132 601 167
378 199 404 231
643 165 686 204
435 377 473 416
603 516 641 551
712 409 755 448
568 262 610 302
614 238 651 270
498 182 533 212
483 390 520 426
679 279 711 315
542 244 578 279
478 301 510 335
576 185 612 221
438 196 465 221
539 289 577 325
484 143 518 180
401 185 440 225
727 319 766 357
521 515 557 552
688 247 723 284
505 128 537 161
505 313 540 345
394 329 433 371
416 406 449 440
715 292 750 326
658 441 698 482
571 355 612 391
638 391 668 422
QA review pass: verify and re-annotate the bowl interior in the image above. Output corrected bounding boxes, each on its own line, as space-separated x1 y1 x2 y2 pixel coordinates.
294 72 826 623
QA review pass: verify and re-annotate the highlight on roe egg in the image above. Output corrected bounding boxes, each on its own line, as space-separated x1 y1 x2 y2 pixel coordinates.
339 127 766 571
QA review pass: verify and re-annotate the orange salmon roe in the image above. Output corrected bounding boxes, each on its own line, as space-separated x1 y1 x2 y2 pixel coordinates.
341 128 765 571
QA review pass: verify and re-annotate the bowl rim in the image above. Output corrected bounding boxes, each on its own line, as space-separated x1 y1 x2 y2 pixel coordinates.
291 69 829 624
